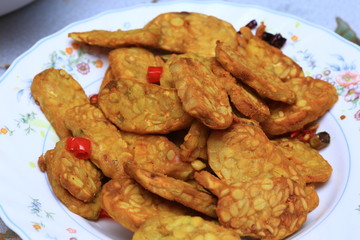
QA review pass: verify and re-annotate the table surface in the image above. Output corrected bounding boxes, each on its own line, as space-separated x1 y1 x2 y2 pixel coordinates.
0 0 359 239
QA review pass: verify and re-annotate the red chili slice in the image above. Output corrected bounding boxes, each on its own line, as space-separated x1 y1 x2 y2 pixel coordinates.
98 209 112 219
89 94 99 105
290 129 316 143
290 130 300 138
66 137 91 159
297 130 315 143
147 66 163 84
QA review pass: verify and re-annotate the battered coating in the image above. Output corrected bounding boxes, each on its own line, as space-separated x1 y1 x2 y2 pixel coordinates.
64 103 133 179
215 41 296 104
100 66 115 90
38 147 101 220
144 12 238 57
121 131 194 180
260 77 338 136
195 171 309 240
109 47 164 83
101 178 191 232
98 79 193 134
170 57 233 129
160 53 207 88
52 139 102 202
68 28 162 49
132 215 241 240
207 117 303 184
158 53 177 88
304 184 320 212
272 138 333 183
179 120 209 162
31 68 89 138
238 26 304 80
124 163 217 218
210 58 270 122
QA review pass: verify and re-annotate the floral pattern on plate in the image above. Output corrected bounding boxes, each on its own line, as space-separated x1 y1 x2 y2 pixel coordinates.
45 42 105 77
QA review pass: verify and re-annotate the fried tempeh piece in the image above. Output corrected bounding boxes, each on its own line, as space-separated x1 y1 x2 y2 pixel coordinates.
170 57 233 129
124 163 217 218
68 28 162 49
179 120 209 162
38 147 101 220
239 26 304 80
121 132 194 180
210 58 270 122
304 184 319 212
261 76 338 135
98 79 193 134
195 171 309 240
215 41 296 104
159 53 178 88
272 138 333 183
132 215 241 240
227 83 271 122
100 66 115 90
69 12 238 58
64 103 133 179
101 178 191 232
160 53 207 88
109 47 164 83
31 68 89 138
208 117 303 184
144 12 238 57
51 139 102 202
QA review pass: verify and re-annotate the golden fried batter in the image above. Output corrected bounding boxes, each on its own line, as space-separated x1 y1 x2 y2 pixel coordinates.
101 178 191 232
31 68 89 138
39 147 101 220
124 163 217 218
304 184 319 212
144 12 238 57
52 139 102 202
160 53 208 88
227 83 271 122
195 171 309 240
98 79 193 134
215 41 296 104
185 179 212 195
109 47 164 83
208 117 303 184
64 103 133 179
121 131 194 180
272 138 332 183
100 66 115 90
170 57 233 129
179 120 209 162
68 28 162 49
158 54 177 88
210 58 270 122
132 215 241 240
238 26 304 80
260 77 338 135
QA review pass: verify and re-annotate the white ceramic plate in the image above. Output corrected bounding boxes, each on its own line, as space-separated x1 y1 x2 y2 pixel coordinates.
0 1 359 239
